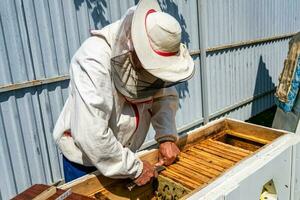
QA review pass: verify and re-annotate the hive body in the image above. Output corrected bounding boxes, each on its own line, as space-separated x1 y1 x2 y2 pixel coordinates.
59 119 286 200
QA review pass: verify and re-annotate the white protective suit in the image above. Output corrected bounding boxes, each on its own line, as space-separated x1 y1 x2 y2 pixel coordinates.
53 8 179 179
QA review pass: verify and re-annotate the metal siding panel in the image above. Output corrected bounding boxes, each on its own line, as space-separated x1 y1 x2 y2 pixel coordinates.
176 56 203 129
207 39 288 119
14 0 36 82
61 0 81 59
15 93 45 184
30 91 60 184
33 0 60 78
0 13 12 85
74 1 90 44
160 0 203 130
22 0 46 80
37 87 65 182
47 0 70 75
1 0 300 199
206 53 214 114
205 0 293 121
0 90 61 199
0 0 28 85
108 1 121 23
0 106 17 199
206 0 297 48
0 97 31 193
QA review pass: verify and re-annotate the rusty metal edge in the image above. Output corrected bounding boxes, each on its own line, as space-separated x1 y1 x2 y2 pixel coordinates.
0 75 70 93
209 88 276 120
206 33 295 53
190 32 295 56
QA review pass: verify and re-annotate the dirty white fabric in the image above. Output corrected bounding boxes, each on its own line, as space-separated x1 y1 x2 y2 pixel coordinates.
53 7 179 179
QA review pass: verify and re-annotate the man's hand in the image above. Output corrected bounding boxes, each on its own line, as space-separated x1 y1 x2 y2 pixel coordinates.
134 161 157 186
156 141 180 166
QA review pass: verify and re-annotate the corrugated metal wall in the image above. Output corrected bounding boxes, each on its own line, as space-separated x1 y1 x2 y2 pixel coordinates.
0 0 299 199
204 0 300 122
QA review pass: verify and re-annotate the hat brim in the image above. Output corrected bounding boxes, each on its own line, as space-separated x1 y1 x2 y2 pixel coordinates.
131 0 195 83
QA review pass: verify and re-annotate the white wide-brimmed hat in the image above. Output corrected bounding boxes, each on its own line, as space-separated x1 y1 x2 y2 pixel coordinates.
131 0 195 82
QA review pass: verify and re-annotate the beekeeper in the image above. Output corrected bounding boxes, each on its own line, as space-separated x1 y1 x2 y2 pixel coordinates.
53 0 194 185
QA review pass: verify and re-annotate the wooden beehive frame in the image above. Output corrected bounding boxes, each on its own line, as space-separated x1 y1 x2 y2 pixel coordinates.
59 118 286 199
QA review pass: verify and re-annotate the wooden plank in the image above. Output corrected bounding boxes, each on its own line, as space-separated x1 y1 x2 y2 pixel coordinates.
226 130 270 144
91 180 154 200
160 170 199 190
184 149 231 169
203 139 252 156
32 186 56 200
187 148 234 168
225 118 285 142
198 142 245 160
224 137 261 152
177 118 227 150
177 159 221 178
168 164 210 183
12 184 93 200
58 172 117 197
179 152 225 172
139 149 159 165
210 130 227 140
193 145 241 162
94 188 110 199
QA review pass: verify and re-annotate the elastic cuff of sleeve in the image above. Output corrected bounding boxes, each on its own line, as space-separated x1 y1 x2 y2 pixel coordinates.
156 134 178 144
133 159 143 179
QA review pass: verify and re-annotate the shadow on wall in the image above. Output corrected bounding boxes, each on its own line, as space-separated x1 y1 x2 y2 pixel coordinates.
158 0 191 105
251 55 275 117
74 0 110 29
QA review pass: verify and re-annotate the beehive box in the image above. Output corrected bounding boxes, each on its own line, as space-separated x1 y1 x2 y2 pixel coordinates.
59 118 287 200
